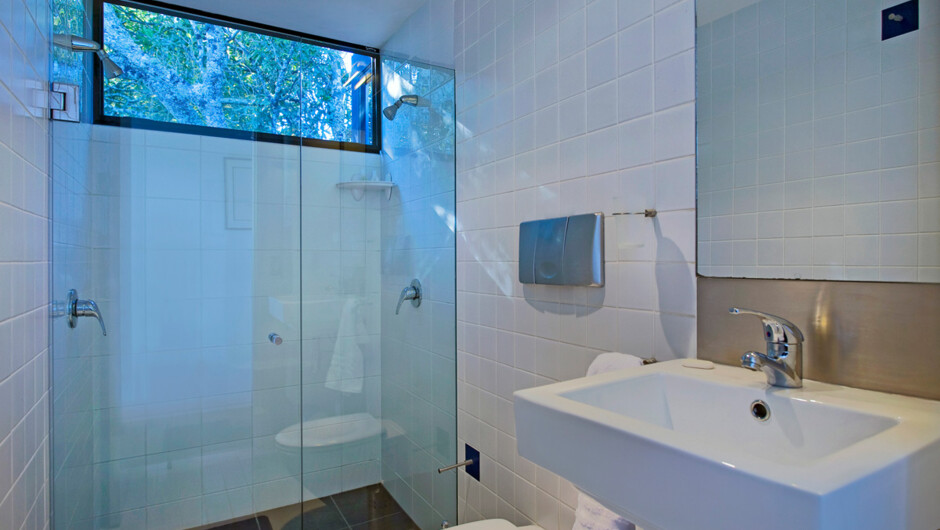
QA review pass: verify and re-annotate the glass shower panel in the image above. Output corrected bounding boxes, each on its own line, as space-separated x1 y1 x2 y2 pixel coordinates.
50 118 305 529
50 3 458 528
296 75 385 504
380 56 457 529
49 2 311 527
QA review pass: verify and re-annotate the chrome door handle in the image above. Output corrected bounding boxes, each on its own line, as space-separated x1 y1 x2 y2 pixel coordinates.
66 289 107 336
395 279 422 315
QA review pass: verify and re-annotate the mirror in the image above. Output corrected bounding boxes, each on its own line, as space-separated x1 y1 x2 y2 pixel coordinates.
695 0 939 282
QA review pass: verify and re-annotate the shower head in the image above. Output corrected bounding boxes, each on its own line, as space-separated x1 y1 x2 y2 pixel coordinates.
54 34 124 79
383 100 402 121
382 94 429 121
97 50 124 79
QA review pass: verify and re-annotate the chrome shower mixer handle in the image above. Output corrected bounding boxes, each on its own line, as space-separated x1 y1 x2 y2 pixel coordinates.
396 279 422 315
66 289 107 336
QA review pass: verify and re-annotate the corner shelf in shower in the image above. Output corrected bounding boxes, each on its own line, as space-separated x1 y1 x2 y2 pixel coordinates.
335 181 397 201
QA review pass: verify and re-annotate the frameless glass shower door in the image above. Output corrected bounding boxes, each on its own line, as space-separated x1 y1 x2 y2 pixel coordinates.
50 123 305 529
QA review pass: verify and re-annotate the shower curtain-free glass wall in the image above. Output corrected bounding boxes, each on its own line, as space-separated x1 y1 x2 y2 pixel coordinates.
49 1 456 528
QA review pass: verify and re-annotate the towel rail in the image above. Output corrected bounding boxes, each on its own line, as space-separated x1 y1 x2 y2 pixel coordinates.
438 459 473 473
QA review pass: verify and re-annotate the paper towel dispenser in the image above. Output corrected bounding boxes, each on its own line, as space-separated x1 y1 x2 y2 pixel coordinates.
519 213 604 287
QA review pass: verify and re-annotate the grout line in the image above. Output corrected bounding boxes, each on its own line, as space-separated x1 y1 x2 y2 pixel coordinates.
328 494 353 530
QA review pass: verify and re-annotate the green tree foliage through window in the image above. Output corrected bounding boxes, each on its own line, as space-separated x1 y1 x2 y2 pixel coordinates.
102 1 375 145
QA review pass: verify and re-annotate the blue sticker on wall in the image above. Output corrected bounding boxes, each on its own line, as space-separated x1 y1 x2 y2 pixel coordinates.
882 0 918 41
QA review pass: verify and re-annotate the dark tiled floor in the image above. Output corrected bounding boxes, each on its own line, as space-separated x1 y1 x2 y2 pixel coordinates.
330 484 410 527
349 511 420 530
209 484 418 530
209 516 273 530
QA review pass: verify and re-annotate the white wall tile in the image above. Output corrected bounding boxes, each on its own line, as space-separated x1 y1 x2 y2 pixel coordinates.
881 201 918 234
653 103 695 161
654 50 695 111
881 234 917 266
619 67 653 121
558 9 585 59
1 2 51 528
618 19 653 76
456 1 695 525
619 0 652 30
586 0 618 46
882 132 918 168
558 52 587 100
920 198 940 232
586 36 617 88
653 1 694 61
586 82 618 131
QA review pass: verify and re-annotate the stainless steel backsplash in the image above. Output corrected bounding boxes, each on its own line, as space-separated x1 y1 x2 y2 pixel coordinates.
697 277 940 401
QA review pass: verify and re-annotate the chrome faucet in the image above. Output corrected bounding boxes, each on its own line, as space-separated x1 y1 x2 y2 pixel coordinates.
54 289 107 335
730 307 803 388
396 279 422 315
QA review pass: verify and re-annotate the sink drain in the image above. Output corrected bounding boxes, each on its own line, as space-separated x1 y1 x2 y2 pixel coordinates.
750 400 770 421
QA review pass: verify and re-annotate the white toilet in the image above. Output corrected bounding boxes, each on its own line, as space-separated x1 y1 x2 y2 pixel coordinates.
450 519 542 530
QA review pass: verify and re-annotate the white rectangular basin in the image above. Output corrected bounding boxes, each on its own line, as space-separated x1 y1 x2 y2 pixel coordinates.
514 360 940 530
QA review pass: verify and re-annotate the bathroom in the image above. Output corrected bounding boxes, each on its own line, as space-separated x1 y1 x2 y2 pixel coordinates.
0 0 937 529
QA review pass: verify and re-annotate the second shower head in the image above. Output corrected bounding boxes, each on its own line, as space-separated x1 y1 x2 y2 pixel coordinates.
54 34 124 79
383 94 429 121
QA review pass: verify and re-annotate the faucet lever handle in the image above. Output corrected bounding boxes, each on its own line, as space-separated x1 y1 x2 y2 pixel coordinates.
66 289 107 336
76 299 107 336
729 307 804 344
395 279 422 315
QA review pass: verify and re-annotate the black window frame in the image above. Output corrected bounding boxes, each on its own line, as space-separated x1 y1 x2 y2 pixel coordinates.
92 0 382 153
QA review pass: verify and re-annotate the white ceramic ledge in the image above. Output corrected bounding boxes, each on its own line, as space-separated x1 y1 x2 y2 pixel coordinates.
336 180 396 200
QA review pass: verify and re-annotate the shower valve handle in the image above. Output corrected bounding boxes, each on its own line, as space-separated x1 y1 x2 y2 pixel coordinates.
66 289 107 336
396 279 422 315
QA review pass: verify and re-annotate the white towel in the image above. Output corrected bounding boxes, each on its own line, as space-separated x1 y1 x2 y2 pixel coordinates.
574 352 644 530
325 298 366 394
573 493 635 530
586 352 644 376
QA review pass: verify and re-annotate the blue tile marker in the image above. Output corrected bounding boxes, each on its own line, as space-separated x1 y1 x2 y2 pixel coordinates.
882 0 918 41
465 444 481 481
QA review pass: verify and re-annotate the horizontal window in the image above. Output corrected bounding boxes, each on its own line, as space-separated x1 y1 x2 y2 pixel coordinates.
96 0 379 150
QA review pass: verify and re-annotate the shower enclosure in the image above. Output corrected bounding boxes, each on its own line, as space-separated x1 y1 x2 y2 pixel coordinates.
49 1 456 529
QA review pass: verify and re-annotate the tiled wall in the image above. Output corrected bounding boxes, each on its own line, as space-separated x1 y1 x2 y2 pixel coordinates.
696 0 940 282
0 0 51 528
48 2 102 528
453 0 696 528
50 120 96 530
379 55 457 529
383 0 456 68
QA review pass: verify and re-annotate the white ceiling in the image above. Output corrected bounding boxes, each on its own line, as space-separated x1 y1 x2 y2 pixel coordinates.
162 0 429 48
